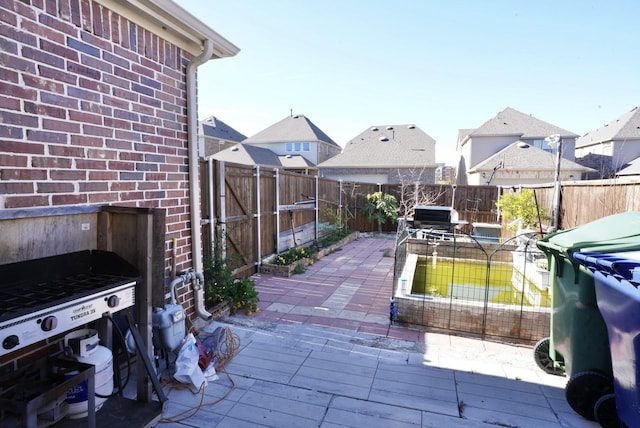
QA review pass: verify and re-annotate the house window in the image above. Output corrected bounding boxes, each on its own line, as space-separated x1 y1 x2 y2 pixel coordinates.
286 143 293 152
294 142 301 151
303 142 310 151
531 139 552 152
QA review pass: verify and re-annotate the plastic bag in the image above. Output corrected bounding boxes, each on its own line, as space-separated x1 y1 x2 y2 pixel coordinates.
173 333 207 393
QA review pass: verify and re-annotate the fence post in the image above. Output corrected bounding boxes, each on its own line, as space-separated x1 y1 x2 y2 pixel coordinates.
255 165 261 267
315 175 319 241
218 160 227 260
274 168 280 254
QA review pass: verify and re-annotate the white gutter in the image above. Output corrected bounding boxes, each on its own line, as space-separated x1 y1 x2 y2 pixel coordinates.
187 38 214 320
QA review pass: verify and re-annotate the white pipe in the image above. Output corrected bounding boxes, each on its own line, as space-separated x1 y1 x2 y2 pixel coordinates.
187 38 214 319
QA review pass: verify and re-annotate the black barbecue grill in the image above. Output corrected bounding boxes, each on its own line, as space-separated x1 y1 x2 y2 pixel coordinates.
0 250 140 356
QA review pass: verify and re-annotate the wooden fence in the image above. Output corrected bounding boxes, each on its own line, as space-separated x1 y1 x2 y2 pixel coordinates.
200 160 640 277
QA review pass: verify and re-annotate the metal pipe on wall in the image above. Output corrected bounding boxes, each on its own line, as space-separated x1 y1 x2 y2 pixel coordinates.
186 39 213 320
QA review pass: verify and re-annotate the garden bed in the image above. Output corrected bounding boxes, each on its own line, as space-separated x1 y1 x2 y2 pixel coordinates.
260 231 359 277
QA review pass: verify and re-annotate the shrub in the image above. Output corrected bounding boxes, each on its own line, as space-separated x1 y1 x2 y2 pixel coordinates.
273 247 312 266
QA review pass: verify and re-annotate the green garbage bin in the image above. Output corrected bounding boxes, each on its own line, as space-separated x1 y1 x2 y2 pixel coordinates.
536 211 640 421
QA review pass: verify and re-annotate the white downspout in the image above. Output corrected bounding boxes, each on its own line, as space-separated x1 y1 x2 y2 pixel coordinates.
187 39 214 320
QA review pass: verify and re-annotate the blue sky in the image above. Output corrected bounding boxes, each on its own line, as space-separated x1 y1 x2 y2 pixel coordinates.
175 0 640 165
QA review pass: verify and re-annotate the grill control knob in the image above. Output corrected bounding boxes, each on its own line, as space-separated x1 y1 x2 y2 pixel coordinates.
3 335 19 350
41 316 58 332
107 295 120 308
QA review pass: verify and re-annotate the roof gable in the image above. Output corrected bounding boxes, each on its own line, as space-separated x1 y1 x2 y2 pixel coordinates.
318 124 436 168
212 144 313 168
576 106 640 148
470 141 592 173
243 114 340 148
199 116 246 142
471 107 578 139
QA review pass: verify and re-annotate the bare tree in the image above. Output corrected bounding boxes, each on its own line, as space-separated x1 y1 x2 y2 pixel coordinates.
394 167 446 218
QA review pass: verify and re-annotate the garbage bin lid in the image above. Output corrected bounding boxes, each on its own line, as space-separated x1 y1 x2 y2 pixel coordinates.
538 211 640 253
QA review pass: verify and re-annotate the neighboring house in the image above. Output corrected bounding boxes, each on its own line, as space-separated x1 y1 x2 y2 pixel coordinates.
233 114 341 169
575 106 640 178
456 107 581 185
318 124 437 184
0 0 238 320
198 115 246 157
616 157 640 181
467 141 592 186
213 144 316 175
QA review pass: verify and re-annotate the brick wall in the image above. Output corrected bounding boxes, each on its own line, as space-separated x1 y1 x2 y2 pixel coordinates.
0 0 197 308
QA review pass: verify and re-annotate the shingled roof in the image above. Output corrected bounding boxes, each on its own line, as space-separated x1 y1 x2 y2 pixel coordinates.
199 116 247 142
212 144 313 168
576 105 640 148
243 114 340 148
469 141 592 173
468 107 578 139
317 124 436 168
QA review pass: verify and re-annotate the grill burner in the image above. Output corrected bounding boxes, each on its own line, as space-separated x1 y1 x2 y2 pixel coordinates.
0 250 139 356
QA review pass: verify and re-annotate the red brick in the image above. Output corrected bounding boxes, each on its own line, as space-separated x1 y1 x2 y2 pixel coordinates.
110 181 135 191
0 181 34 194
20 18 63 45
31 156 73 168
114 129 141 141
80 0 92 32
0 95 20 110
80 53 112 73
0 140 42 154
39 64 78 85
108 160 135 171
104 117 131 130
102 94 130 109
2 168 47 180
105 139 133 150
3 21 37 47
5 195 48 208
69 110 102 125
138 181 160 190
119 191 143 200
70 134 103 147
49 169 86 180
112 87 137 101
91 1 103 37
114 45 138 63
88 171 118 181
2 52 37 74
0 6 18 26
69 0 81 27
23 75 65 93
76 159 107 170
103 73 130 89
82 124 113 137
139 95 161 108
67 61 100 80
27 130 68 144
86 148 116 160
0 66 19 83
79 78 109 94
40 39 78 62
49 144 84 157
43 118 81 133
0 154 27 167
24 102 66 118
80 100 112 116
133 123 155 134
39 10 76 36
52 193 88 205
1 111 39 127
88 192 119 204
37 182 75 193
131 62 154 78
110 13 120 45
79 181 108 192
68 86 101 102
41 92 78 109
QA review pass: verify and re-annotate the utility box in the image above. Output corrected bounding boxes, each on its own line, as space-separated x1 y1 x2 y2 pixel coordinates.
152 304 186 351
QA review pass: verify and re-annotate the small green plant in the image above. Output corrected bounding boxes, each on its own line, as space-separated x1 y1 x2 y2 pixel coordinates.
360 191 398 233
204 234 259 315
495 189 549 231
292 263 307 275
273 247 312 265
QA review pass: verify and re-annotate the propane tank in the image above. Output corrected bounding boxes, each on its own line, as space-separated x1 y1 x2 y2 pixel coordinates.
63 329 114 419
